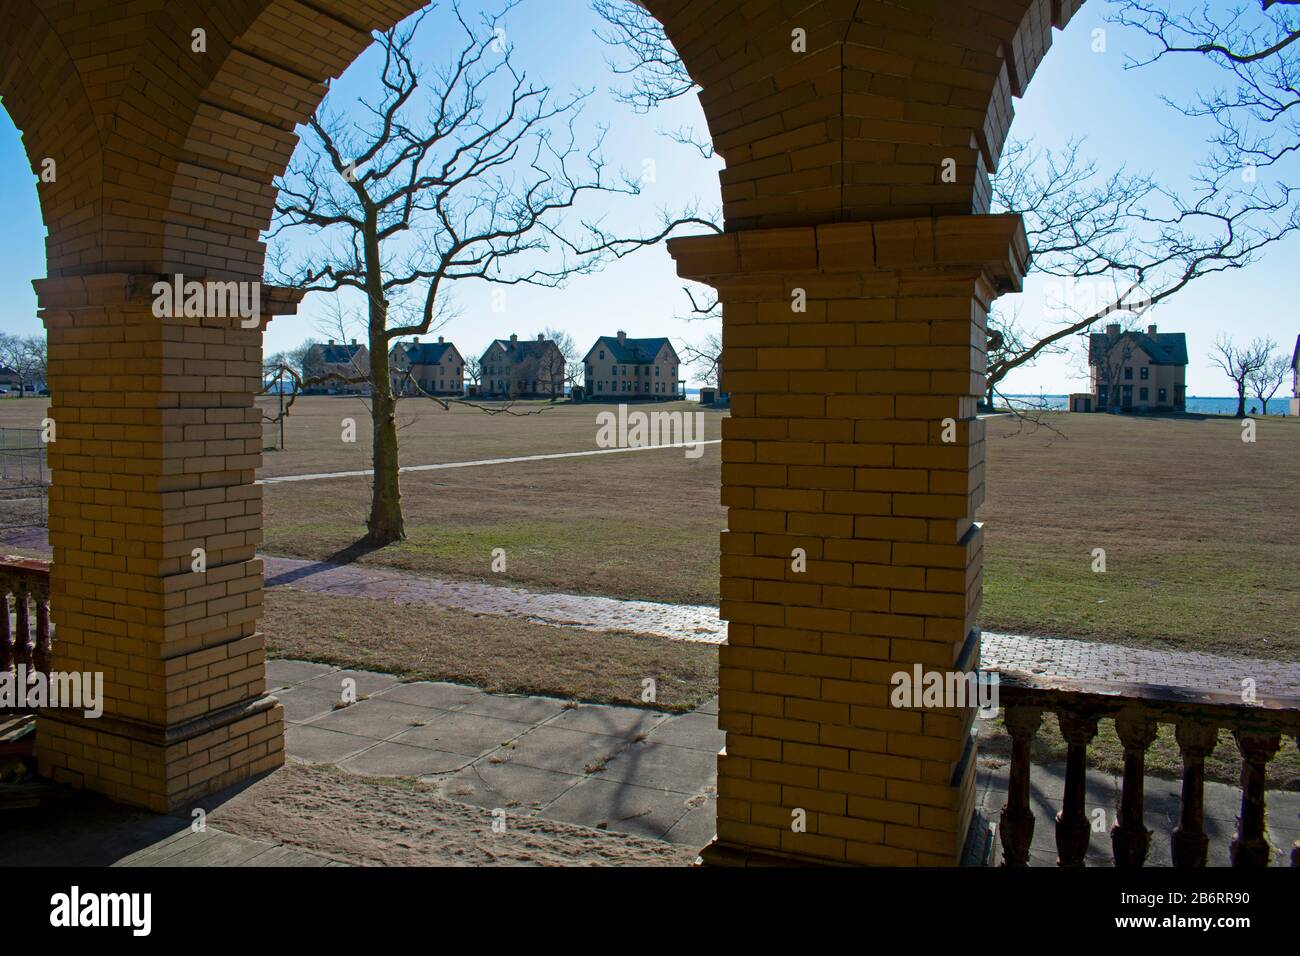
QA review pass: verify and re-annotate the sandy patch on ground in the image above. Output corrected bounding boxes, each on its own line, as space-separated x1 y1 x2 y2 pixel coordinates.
208 762 697 867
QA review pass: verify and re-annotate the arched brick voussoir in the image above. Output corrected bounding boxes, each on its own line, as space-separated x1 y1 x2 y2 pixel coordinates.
0 1 106 278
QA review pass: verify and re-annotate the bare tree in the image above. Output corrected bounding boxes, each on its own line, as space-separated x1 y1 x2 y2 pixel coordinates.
1112 1 1300 189
0 334 46 396
1248 349 1291 414
681 333 721 389
540 327 582 392
268 4 631 543
592 2 1299 416
1211 335 1276 417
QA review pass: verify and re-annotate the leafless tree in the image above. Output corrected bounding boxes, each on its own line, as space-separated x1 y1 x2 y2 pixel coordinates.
592 3 1300 416
267 3 634 543
540 327 583 391
681 332 721 389
1112 1 1300 189
1248 348 1291 413
1211 335 1276 417
0 334 46 395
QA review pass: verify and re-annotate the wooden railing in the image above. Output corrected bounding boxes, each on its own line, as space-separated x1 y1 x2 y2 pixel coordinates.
0 556 52 697
995 672 1300 868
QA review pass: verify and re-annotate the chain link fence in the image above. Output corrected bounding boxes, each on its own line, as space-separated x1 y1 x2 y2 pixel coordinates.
0 427 49 531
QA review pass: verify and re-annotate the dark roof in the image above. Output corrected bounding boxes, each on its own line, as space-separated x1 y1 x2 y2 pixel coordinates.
483 339 560 361
393 341 457 365
313 343 366 364
1088 330 1188 367
585 336 674 363
1292 333 1299 369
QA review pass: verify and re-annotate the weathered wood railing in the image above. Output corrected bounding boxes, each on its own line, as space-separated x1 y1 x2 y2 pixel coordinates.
995 672 1300 868
1 556 52 699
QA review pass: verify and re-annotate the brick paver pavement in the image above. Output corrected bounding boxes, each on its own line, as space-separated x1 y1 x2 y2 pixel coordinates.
262 555 1300 698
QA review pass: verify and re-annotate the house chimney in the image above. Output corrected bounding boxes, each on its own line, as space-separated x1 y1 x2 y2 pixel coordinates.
438 336 444 343
1147 325 1157 336
537 333 544 342
510 333 518 343
617 330 626 346
328 339 335 345
351 338 358 346
1106 323 1120 341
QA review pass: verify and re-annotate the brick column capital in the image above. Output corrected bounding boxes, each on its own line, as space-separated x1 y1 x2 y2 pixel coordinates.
33 273 305 321
668 214 1030 291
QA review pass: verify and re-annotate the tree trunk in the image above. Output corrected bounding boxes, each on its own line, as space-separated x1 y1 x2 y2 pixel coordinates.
366 338 405 543
1235 386 1247 418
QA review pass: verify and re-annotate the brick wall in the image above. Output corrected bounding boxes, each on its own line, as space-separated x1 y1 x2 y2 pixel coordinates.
671 216 1028 864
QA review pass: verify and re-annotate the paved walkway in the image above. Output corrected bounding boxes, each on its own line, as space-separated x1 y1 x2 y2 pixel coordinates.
264 555 726 643
257 440 721 485
268 660 719 847
263 555 1300 698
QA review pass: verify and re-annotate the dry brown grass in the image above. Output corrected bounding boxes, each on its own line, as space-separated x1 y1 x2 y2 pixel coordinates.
263 586 717 711
5 396 1297 659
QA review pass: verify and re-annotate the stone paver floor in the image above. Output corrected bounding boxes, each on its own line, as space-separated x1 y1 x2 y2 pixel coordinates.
269 659 720 847
268 660 1300 866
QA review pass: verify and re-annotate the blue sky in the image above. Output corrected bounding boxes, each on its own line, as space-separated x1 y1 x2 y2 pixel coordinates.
0 0 1294 393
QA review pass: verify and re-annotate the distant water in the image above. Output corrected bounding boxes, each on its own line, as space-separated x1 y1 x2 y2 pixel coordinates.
1003 394 1293 416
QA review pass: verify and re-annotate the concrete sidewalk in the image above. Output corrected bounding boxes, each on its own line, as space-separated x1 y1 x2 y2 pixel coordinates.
270 660 719 847
269 660 1300 866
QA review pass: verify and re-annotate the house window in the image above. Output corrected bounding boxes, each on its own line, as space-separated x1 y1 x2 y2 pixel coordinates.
1140 366 1149 380
1158 388 1167 402
655 366 660 376
1123 367 1133 380
1139 387 1148 401
599 351 605 360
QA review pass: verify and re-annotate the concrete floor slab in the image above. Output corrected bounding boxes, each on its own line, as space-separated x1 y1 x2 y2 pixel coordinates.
338 741 470 777
542 776 695 841
439 761 582 811
599 740 716 795
547 703 668 739
456 693 571 724
497 725 625 774
305 697 439 740
643 712 724 753
285 724 375 764
374 680 485 710
391 711 531 757
275 685 352 723
300 668 403 697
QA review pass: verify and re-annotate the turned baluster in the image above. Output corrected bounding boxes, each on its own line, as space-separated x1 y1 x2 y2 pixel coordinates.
1230 730 1280 867
1171 721 1217 867
0 590 11 674
12 586 31 670
1111 711 1157 867
999 705 1042 867
33 591 52 677
1056 710 1100 867
1294 737 1300 868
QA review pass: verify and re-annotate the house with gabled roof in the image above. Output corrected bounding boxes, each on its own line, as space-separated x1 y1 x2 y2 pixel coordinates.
583 331 681 401
480 334 565 399
1087 323 1187 413
303 339 370 394
390 336 464 396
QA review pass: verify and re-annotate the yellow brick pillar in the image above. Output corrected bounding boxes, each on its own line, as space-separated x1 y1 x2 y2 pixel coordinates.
33 274 301 812
670 215 1028 866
